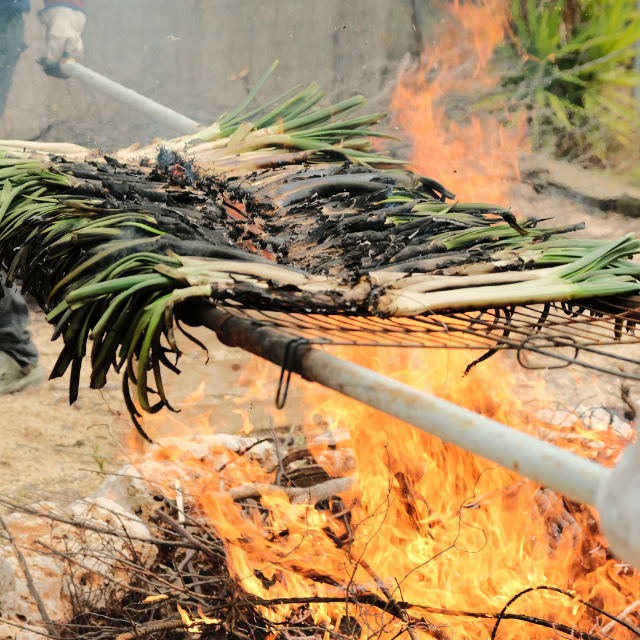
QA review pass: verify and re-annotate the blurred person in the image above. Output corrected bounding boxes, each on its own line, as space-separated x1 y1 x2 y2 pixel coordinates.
0 0 85 394
0 1 86 115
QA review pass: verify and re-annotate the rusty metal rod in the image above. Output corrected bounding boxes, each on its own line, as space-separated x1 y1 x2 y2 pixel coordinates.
185 302 610 507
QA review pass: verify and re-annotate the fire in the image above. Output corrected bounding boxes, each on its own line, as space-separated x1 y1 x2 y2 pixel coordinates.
132 345 636 639
177 603 201 633
390 0 529 205
297 347 636 633
175 602 220 633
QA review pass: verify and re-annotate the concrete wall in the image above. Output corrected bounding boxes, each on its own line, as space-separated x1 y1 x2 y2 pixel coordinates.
0 0 434 150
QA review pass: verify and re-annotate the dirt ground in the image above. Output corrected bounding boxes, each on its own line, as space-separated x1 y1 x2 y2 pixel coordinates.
0 181 638 501
0 308 308 501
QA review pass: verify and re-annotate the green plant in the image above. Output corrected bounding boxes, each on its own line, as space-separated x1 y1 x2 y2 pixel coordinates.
500 0 640 160
91 444 106 474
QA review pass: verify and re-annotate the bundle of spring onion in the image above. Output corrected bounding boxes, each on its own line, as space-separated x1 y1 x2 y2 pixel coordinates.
114 60 404 170
1 62 640 433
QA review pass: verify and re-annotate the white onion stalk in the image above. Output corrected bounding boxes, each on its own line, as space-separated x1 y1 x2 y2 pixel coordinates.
392 265 640 294
170 257 310 285
0 140 89 154
391 268 558 293
378 275 640 316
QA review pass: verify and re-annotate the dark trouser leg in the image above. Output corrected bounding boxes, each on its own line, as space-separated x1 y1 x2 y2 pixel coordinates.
0 12 26 118
0 14 37 368
0 279 39 367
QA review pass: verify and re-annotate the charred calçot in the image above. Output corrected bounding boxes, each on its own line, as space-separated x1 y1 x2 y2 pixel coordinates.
0 142 638 435
213 163 585 277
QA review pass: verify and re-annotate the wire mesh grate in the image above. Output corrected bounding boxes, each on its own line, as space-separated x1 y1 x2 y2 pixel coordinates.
215 295 640 380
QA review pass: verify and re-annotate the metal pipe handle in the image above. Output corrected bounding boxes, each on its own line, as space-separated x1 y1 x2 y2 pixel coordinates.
60 58 202 135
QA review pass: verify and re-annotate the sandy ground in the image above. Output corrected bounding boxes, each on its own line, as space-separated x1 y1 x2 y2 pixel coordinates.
511 181 640 240
0 183 638 501
0 307 307 501
0 304 130 500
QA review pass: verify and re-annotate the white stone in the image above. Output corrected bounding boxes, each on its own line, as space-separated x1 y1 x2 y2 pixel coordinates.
0 556 16 599
90 463 156 515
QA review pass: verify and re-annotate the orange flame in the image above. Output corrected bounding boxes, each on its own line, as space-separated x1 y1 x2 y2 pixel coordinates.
134 346 636 638
197 604 221 625
177 603 201 633
174 602 221 633
390 0 529 205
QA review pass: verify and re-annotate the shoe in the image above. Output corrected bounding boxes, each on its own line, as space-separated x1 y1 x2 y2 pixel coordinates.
0 351 46 396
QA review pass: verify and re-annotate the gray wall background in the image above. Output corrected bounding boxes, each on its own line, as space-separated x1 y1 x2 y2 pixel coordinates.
0 0 436 150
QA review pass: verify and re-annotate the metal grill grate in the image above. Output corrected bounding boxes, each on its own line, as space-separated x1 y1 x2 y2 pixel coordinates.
216 295 640 380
